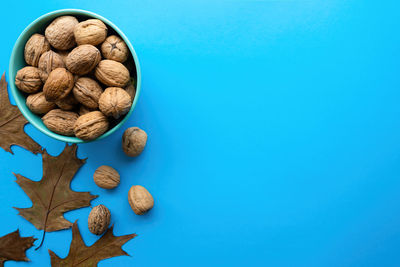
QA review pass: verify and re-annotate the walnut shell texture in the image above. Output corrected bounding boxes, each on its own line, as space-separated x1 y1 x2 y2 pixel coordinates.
93 165 120 189
45 16 78 50
88 204 111 235
95 60 130 87
55 93 78 111
128 185 154 215
101 35 129 63
26 92 56 114
66 44 101 75
73 77 103 109
42 109 79 136
24 33 50 67
43 68 74 102
99 87 132 119
74 111 109 140
56 49 70 65
74 19 108 46
38 50 65 82
15 66 43 93
122 127 147 157
78 105 96 116
125 79 136 102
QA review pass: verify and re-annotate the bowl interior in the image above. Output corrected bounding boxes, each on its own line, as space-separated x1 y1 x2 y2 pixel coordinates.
9 9 141 143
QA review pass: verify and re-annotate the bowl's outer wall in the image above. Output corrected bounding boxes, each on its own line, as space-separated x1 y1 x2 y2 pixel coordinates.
9 9 141 143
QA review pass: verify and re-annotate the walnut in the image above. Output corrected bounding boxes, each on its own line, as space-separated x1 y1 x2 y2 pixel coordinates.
66 44 101 75
122 127 147 157
38 50 65 82
73 77 103 109
73 74 80 83
98 87 132 119
74 111 109 140
56 49 70 64
88 204 110 235
101 35 129 63
55 93 78 110
43 68 74 102
15 66 43 93
94 60 130 87
42 109 79 136
93 165 120 189
78 105 96 116
125 79 136 102
128 185 154 215
24 34 50 67
26 92 56 114
45 16 78 50
74 19 108 46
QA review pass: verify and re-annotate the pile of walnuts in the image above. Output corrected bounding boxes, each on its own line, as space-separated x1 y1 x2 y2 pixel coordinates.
15 16 136 141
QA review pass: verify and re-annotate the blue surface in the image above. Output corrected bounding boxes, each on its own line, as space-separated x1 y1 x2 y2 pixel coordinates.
1 0 400 266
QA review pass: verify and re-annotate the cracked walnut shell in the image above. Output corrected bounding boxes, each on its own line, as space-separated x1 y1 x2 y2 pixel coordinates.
93 165 120 189
88 205 110 235
42 109 79 136
43 68 74 102
74 19 108 46
74 111 109 140
99 87 132 119
101 35 129 63
95 60 130 87
45 16 78 50
73 77 103 109
24 33 50 67
15 66 43 93
66 44 101 75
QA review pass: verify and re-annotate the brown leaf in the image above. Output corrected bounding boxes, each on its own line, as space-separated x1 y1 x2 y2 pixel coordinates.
49 221 137 267
0 72 42 154
13 144 98 249
0 229 36 266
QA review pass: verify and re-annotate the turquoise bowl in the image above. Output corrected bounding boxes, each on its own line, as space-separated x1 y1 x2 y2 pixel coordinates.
9 9 141 143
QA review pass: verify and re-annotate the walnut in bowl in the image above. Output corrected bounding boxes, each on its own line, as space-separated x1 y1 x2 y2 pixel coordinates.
9 9 141 143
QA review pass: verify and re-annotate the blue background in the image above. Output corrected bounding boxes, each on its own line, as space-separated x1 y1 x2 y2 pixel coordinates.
1 0 400 266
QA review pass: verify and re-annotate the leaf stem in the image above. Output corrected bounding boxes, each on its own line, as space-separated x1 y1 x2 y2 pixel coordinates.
35 163 66 250
35 231 46 250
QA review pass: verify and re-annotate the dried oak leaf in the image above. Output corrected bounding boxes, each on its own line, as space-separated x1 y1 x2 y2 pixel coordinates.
0 229 36 267
49 221 137 267
13 144 98 249
0 72 41 154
